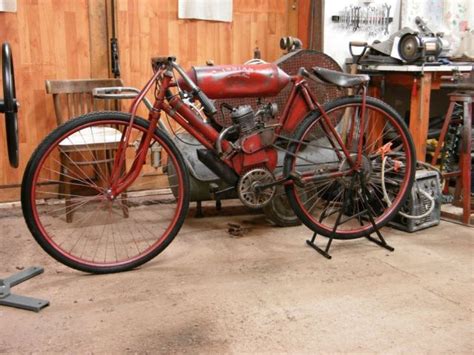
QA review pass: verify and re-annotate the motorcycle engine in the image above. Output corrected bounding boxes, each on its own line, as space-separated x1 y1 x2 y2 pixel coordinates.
231 105 257 135
229 102 278 139
219 103 279 208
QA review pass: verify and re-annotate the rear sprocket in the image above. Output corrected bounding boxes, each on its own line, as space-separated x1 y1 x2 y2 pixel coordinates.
237 167 276 209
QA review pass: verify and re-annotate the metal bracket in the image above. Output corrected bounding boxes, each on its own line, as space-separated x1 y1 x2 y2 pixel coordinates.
0 267 49 312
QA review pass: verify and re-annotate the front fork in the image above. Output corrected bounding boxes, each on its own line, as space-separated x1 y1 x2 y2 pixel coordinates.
108 69 170 198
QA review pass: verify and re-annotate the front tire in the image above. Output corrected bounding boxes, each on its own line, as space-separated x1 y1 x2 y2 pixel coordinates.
21 112 190 273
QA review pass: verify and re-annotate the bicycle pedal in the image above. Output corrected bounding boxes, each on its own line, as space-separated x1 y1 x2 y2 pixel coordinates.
210 184 234 199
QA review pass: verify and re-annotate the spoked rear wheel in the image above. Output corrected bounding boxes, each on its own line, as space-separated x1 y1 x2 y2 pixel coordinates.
21 112 190 273
284 96 415 239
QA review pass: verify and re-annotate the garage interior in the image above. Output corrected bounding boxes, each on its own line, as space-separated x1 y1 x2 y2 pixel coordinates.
0 0 473 353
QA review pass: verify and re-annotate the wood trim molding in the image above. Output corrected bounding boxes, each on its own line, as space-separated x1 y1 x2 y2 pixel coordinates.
309 0 324 51
88 0 110 78
287 0 299 38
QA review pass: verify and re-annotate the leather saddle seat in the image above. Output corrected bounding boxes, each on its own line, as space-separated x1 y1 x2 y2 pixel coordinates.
312 67 369 88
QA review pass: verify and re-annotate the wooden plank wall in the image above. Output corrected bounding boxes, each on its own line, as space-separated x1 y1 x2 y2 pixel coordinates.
0 0 297 202
0 0 92 201
116 0 293 98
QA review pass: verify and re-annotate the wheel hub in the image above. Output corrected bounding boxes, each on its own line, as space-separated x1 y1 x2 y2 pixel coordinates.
338 154 372 188
105 188 116 201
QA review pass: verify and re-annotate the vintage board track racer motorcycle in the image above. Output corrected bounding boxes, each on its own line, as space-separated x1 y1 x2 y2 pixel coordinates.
79 45 345 227
21 44 416 273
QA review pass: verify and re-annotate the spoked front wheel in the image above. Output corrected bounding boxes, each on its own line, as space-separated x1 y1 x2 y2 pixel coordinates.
284 96 416 239
21 112 190 273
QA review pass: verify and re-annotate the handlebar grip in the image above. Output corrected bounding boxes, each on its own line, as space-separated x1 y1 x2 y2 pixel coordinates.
195 89 217 116
349 41 368 47
349 41 369 64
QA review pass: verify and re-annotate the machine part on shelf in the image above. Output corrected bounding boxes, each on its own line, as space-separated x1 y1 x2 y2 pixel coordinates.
280 36 303 53
237 168 276 209
0 267 49 312
398 33 449 64
389 170 441 232
398 34 424 62
1 42 19 168
349 27 414 65
397 16 450 63
425 103 464 171
352 16 449 65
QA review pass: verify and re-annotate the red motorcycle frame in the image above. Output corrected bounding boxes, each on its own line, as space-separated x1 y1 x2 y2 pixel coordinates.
109 57 367 199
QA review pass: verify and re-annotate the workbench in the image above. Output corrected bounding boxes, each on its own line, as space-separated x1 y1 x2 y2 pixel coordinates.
357 63 473 161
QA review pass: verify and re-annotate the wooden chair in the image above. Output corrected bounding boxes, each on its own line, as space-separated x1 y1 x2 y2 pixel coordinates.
45 78 128 222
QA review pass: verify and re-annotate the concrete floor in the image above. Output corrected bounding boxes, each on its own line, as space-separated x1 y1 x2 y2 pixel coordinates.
0 202 473 353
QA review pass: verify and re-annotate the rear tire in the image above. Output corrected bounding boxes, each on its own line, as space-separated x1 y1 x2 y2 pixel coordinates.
284 96 416 239
263 185 302 227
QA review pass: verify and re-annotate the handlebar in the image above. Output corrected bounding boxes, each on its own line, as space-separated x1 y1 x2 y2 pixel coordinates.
92 86 154 111
151 57 217 116
194 88 217 116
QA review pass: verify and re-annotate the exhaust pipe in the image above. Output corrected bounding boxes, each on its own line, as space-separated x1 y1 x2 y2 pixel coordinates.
197 149 239 186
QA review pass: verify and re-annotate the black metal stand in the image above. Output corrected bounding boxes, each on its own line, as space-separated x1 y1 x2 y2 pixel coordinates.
306 173 394 259
0 267 49 312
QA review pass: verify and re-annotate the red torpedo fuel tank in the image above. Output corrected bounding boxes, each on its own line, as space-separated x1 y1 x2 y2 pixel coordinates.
178 64 291 99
